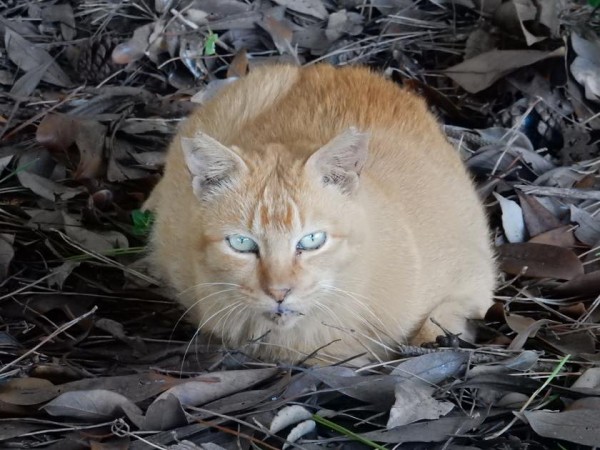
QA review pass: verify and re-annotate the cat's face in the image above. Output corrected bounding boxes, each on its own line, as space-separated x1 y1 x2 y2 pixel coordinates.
181 129 369 331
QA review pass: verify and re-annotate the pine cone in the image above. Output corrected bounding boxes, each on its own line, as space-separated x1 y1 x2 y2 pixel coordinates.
76 35 122 83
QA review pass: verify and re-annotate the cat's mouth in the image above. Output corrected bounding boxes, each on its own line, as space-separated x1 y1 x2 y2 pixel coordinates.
265 304 304 325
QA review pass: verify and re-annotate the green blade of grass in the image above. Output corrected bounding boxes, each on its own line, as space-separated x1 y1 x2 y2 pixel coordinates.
0 158 40 185
312 414 387 450
519 353 571 413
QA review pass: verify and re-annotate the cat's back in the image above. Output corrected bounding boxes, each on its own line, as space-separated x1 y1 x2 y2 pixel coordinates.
185 64 446 155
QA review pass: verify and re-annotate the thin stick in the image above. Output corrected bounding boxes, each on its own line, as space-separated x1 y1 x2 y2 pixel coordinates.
0 306 98 374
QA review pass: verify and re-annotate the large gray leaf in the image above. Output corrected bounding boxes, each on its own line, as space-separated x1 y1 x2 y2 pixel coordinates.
4 28 72 87
391 351 468 383
524 409 600 446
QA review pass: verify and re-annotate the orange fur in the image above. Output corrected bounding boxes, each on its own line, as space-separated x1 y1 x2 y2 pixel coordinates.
145 64 496 364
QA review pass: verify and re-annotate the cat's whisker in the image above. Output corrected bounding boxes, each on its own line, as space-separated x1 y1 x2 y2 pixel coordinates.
311 299 385 361
181 300 244 372
177 282 242 297
320 284 402 343
170 288 240 341
180 325 202 376
320 284 391 330
220 303 249 352
208 298 245 348
316 290 397 356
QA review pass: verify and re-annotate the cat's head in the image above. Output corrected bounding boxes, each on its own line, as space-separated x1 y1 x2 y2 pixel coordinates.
180 128 369 331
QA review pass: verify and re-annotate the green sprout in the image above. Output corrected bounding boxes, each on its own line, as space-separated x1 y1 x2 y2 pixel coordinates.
131 209 155 236
204 31 218 56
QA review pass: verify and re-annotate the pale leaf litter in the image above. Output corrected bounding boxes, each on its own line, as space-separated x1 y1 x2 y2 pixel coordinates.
0 0 600 449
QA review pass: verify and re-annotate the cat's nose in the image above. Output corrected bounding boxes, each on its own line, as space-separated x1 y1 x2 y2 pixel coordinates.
267 287 291 303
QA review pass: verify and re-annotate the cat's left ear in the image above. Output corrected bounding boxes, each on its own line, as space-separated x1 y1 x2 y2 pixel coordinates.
181 132 247 199
306 127 369 195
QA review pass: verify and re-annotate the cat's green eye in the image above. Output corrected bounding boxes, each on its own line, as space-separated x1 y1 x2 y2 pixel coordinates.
227 234 259 253
297 231 327 251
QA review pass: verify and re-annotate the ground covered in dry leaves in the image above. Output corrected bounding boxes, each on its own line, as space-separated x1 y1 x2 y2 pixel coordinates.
1 0 600 449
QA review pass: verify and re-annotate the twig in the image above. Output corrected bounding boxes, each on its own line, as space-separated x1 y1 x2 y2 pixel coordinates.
0 306 98 374
515 185 600 201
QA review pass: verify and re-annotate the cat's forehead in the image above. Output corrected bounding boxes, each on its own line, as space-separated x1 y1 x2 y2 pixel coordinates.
245 181 303 233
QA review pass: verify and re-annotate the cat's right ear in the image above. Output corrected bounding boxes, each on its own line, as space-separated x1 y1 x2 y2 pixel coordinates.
181 132 247 199
306 127 369 195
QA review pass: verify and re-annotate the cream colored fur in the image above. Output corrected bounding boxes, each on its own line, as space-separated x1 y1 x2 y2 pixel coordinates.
145 64 496 365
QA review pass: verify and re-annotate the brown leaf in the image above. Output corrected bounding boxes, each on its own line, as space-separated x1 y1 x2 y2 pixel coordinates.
4 28 72 87
111 24 152 65
504 313 553 351
36 113 79 153
497 243 584 280
73 120 106 180
528 225 576 248
260 15 296 58
517 192 561 237
0 377 57 406
227 49 248 78
444 47 564 93
554 270 600 297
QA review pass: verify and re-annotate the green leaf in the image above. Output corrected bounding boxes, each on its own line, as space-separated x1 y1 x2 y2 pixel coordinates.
589 0 600 7
131 209 154 236
204 32 218 56
312 414 387 450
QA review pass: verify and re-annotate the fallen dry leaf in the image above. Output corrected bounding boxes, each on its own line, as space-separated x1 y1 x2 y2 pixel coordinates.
497 243 584 280
517 192 562 237
387 379 454 428
528 225 576 248
444 47 564 93
4 28 72 87
143 394 187 431
0 233 15 280
36 113 79 154
42 389 142 422
272 0 328 20
570 205 600 246
524 409 600 446
73 120 106 180
494 192 526 243
391 352 468 383
17 171 85 202
154 368 279 407
570 32 600 102
554 270 600 297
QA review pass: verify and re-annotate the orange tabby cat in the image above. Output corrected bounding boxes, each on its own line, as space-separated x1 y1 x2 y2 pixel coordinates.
145 64 496 364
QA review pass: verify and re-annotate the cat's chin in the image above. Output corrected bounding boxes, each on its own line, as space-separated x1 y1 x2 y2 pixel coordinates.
264 305 303 328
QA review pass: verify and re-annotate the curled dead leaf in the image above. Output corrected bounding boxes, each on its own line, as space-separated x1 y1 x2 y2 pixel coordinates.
42 389 142 423
444 47 564 93
497 243 583 280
